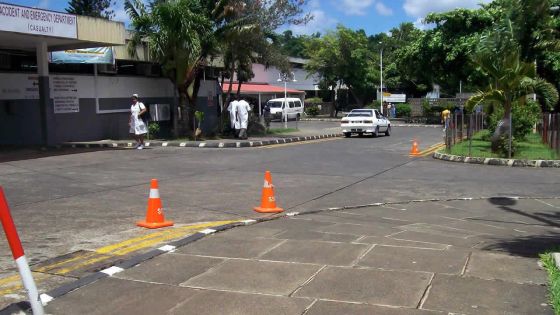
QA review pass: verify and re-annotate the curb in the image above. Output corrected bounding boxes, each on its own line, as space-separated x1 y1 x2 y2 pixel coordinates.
59 134 342 150
3 195 560 314
433 151 560 168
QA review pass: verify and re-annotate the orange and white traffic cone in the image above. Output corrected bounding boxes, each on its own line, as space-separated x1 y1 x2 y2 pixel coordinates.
137 179 174 229
409 140 421 156
254 171 284 213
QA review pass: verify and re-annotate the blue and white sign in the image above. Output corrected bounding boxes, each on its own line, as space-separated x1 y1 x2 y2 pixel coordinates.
50 47 114 64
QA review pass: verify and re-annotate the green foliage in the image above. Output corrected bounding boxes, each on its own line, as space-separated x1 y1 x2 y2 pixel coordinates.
195 110 204 126
305 105 320 117
148 122 160 138
305 25 377 106
304 97 323 104
67 0 115 19
540 252 560 315
395 103 411 117
447 131 557 159
488 100 541 141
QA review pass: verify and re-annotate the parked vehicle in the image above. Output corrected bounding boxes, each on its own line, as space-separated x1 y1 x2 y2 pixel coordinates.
267 98 304 121
340 109 391 137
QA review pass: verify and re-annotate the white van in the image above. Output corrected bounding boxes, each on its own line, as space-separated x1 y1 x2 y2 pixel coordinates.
267 98 304 121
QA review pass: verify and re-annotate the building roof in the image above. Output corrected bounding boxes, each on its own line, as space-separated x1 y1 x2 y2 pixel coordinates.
222 82 304 94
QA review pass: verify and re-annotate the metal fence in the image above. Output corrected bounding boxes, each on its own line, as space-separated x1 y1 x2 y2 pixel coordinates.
444 112 485 153
539 113 560 155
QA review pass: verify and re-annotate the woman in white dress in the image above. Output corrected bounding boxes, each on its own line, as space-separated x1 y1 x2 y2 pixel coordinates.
129 94 148 149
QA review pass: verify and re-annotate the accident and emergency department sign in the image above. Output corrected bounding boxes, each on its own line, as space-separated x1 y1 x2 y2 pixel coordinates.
0 3 77 39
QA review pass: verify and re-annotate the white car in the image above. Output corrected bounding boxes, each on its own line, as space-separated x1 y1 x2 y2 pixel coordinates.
341 109 391 137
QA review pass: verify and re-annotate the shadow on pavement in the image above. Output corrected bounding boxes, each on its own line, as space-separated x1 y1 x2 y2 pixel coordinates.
0 146 124 163
481 197 560 257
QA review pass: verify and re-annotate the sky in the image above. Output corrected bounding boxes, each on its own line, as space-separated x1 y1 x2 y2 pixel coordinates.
9 0 492 36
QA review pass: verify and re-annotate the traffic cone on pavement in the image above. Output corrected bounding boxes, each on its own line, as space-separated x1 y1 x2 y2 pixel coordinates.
254 171 284 213
137 179 174 229
410 140 421 156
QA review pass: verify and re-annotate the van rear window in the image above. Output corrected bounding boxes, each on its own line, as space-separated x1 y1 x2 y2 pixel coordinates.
268 101 283 108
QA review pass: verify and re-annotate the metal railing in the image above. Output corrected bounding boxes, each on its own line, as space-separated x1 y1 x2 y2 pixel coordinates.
539 113 560 155
444 112 485 155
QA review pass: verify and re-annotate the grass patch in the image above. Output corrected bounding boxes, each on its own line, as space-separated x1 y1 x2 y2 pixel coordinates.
541 252 560 314
444 130 559 160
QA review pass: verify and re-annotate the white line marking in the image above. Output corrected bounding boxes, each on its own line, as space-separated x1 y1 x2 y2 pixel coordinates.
180 142 187 147
100 266 124 276
199 143 207 148
286 212 299 216
242 219 257 225
199 228 216 235
40 294 54 306
162 142 168 147
158 245 176 252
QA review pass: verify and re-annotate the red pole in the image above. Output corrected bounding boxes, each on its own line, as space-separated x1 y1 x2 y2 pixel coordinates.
0 187 45 314
0 188 24 260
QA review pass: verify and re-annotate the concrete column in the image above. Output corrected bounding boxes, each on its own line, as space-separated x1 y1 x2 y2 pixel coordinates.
36 41 53 146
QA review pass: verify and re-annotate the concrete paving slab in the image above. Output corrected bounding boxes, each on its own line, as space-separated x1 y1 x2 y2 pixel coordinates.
295 266 432 307
465 251 547 284
315 222 398 236
272 229 361 243
474 232 560 258
255 217 337 231
115 253 224 285
45 277 199 315
422 274 552 314
306 300 443 315
390 231 484 247
215 226 285 239
175 234 284 259
168 289 312 315
354 236 448 250
182 259 322 295
296 212 410 226
260 240 370 266
357 245 468 274
398 222 483 238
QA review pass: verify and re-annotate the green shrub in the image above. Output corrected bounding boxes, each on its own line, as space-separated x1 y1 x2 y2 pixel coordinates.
148 122 160 138
488 100 540 140
305 97 323 104
395 103 411 117
305 105 320 117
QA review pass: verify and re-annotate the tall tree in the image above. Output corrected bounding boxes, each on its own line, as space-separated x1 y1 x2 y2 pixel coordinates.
127 0 308 136
305 26 377 110
466 19 558 153
66 0 115 19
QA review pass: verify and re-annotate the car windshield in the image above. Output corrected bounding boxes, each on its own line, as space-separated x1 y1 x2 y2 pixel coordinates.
268 101 283 108
347 110 373 117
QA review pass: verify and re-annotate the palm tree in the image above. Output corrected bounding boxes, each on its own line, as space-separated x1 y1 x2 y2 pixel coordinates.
125 0 212 136
467 20 558 156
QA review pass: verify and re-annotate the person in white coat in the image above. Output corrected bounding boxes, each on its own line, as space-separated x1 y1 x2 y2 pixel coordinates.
227 99 240 137
129 94 148 149
237 98 252 139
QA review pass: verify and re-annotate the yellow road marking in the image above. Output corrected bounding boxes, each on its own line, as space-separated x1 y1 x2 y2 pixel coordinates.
262 137 340 149
420 143 446 157
0 220 241 294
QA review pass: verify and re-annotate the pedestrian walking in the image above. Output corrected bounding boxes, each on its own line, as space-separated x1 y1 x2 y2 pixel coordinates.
441 108 451 130
263 102 271 130
129 94 148 149
237 98 251 140
227 98 239 137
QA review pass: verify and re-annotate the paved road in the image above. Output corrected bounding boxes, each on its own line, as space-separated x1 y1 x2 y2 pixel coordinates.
45 198 558 314
0 121 559 310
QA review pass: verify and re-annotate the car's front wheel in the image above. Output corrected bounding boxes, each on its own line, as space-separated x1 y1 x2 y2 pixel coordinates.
385 125 391 136
373 126 379 137
344 132 351 138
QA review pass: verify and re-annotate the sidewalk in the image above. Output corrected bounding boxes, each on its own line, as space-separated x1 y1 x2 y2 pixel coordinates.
20 198 556 315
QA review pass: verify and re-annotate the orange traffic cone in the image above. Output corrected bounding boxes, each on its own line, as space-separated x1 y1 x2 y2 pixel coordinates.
137 179 174 229
410 140 421 156
254 171 284 213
